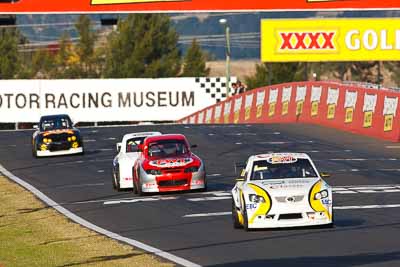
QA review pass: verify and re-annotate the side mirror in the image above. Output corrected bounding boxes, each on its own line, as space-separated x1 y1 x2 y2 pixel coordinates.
191 144 198 149
320 172 331 178
234 162 246 175
33 125 39 130
116 143 122 153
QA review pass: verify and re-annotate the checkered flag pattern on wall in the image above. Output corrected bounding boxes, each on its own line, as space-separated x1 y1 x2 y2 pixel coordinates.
195 77 237 103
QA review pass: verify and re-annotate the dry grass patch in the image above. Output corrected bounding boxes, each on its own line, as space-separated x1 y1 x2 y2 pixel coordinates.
0 175 174 267
207 60 258 81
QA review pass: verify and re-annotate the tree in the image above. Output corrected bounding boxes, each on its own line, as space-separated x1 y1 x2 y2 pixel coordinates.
244 62 305 90
31 48 55 78
105 14 181 78
318 61 380 82
75 15 99 78
181 39 210 77
0 29 20 79
53 32 76 78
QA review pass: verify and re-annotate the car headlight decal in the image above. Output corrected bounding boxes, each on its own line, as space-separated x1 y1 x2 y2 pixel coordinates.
248 194 266 203
314 189 329 200
309 180 332 220
247 184 272 224
145 169 162 175
184 166 200 173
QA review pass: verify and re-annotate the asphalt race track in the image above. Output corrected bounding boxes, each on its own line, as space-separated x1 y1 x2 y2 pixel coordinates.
1 123 400 267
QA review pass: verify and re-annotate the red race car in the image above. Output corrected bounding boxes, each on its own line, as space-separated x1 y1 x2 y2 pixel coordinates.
133 134 206 195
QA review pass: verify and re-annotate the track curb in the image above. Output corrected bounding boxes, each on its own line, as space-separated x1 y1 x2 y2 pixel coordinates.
0 163 201 267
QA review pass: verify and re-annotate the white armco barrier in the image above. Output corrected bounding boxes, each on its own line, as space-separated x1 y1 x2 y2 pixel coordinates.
0 77 234 123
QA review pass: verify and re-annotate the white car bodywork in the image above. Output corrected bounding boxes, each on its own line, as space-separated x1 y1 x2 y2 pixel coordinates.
112 132 161 190
232 153 333 230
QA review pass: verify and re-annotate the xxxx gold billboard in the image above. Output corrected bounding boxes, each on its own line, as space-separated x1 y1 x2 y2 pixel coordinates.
261 18 400 62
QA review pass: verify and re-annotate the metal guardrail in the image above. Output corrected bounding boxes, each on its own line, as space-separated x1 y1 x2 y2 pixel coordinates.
340 80 400 92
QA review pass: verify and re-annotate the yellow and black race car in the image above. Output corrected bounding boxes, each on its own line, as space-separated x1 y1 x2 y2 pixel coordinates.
32 114 84 157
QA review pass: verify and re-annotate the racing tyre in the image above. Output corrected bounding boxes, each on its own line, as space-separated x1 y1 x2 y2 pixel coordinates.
133 167 138 194
196 180 207 193
232 199 242 229
32 146 38 158
324 222 334 229
202 179 208 192
114 166 122 191
136 176 145 196
112 172 117 190
324 211 334 229
242 197 250 231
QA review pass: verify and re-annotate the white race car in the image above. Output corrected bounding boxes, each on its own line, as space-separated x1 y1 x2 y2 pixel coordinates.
112 132 161 191
232 153 333 230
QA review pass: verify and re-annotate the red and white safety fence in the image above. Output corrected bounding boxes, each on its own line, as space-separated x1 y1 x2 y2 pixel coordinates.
177 81 400 142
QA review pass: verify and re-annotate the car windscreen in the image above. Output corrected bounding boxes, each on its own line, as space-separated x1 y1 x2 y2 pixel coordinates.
40 117 72 131
148 140 188 158
126 137 146 153
250 158 318 180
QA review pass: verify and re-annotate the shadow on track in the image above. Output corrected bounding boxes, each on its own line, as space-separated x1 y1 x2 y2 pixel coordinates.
207 251 400 267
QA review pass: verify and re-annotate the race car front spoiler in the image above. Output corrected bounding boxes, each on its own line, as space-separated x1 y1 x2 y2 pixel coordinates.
36 147 83 157
140 171 206 193
248 211 332 229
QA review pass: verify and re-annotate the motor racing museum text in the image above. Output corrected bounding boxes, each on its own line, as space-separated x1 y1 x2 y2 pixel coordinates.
0 91 195 109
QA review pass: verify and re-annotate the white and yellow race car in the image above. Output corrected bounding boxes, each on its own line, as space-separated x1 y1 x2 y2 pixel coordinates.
232 153 333 231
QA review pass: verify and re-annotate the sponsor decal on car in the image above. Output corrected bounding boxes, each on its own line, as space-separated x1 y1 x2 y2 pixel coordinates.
149 158 194 168
246 203 258 210
42 129 75 136
267 155 298 164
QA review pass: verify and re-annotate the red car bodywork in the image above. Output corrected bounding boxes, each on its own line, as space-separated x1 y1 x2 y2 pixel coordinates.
133 134 205 193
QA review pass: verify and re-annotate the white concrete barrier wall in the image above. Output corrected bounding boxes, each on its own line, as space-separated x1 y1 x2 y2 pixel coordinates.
0 78 232 123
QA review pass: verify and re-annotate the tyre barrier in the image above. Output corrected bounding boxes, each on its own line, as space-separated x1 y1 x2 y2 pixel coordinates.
177 81 400 142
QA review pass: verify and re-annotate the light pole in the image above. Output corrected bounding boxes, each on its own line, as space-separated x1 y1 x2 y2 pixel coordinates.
219 18 231 98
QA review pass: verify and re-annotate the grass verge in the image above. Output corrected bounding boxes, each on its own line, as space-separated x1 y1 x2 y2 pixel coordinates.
0 175 174 267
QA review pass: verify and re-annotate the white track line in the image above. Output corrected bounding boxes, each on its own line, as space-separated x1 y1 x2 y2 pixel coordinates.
104 196 178 205
334 204 400 210
184 204 400 218
386 146 400 149
0 164 200 267
185 212 231 218
188 196 231 202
